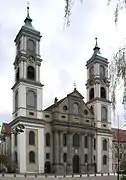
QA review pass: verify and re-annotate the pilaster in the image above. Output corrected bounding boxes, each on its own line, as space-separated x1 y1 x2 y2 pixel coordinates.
80 133 84 173
66 132 72 174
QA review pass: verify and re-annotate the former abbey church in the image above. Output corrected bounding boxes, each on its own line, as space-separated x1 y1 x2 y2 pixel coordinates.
0 6 112 174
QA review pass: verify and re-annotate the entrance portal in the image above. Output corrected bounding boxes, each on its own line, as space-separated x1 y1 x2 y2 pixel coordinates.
45 161 51 173
73 155 79 173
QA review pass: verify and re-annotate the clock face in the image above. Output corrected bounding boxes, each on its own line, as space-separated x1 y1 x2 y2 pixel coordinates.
27 39 35 52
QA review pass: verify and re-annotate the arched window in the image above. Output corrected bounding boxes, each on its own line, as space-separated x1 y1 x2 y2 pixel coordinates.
73 103 79 115
15 151 17 163
63 153 67 162
101 106 107 121
89 88 94 100
100 87 106 98
16 68 20 81
29 131 35 145
103 155 107 165
29 151 35 163
63 133 67 146
73 133 79 147
103 139 107 151
27 66 35 80
15 91 18 111
26 90 36 109
89 66 94 78
46 133 50 147
100 65 105 78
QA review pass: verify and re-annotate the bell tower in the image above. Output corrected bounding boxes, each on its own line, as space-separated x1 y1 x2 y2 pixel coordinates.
86 38 111 129
86 38 112 173
12 5 43 119
11 5 44 173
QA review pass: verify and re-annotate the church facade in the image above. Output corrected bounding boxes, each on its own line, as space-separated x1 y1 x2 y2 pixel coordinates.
0 7 113 174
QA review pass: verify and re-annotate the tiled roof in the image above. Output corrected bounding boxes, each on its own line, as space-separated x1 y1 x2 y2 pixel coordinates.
1 123 11 135
44 98 66 111
112 128 126 142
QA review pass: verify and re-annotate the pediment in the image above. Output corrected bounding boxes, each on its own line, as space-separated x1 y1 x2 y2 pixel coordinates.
67 89 84 99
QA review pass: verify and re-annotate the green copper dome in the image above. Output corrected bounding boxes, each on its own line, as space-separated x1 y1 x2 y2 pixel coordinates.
23 5 34 30
86 37 108 67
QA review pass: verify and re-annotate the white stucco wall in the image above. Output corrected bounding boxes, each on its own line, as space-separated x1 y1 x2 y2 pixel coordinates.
11 122 44 173
18 128 26 173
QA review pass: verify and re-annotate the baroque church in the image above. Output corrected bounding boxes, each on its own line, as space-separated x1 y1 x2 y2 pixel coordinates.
0 6 113 174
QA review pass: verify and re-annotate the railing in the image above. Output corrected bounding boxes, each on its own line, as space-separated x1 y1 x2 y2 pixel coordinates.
0 172 118 178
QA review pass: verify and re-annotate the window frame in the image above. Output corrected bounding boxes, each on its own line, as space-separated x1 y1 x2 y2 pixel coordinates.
29 131 35 145
103 155 107 165
46 133 50 147
29 151 35 163
27 66 35 80
73 133 79 147
103 139 107 151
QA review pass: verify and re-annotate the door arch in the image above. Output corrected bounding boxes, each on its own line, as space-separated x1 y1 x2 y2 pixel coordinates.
73 155 79 173
45 161 51 173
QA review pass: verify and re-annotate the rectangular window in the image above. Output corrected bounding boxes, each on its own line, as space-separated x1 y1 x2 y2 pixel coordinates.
61 116 66 118
85 136 88 148
46 153 50 159
94 156 95 161
29 112 34 116
85 154 88 163
94 138 96 150
45 115 50 118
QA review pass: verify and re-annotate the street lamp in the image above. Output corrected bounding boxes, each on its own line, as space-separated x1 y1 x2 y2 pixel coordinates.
117 115 120 180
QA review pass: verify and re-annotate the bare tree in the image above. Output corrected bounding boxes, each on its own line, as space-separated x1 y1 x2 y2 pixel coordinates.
108 0 126 24
64 0 83 26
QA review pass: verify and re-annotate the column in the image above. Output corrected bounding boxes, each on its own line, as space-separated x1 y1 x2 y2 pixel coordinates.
80 133 84 173
38 42 40 55
38 128 44 173
18 129 26 173
21 36 23 50
11 134 14 162
20 61 23 79
24 61 27 79
67 132 72 174
53 131 59 164
59 131 63 164
36 41 39 55
87 134 92 173
38 65 40 82
36 65 39 81
24 36 27 51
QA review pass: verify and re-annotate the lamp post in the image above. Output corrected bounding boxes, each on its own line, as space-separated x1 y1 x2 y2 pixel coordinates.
117 115 120 180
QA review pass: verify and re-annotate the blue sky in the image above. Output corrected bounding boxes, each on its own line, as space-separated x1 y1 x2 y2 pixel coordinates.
0 0 126 127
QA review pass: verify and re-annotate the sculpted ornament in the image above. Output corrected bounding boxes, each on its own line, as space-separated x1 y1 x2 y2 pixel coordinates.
28 56 35 64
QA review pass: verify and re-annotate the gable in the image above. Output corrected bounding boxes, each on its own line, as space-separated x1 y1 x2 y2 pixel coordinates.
67 89 84 99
